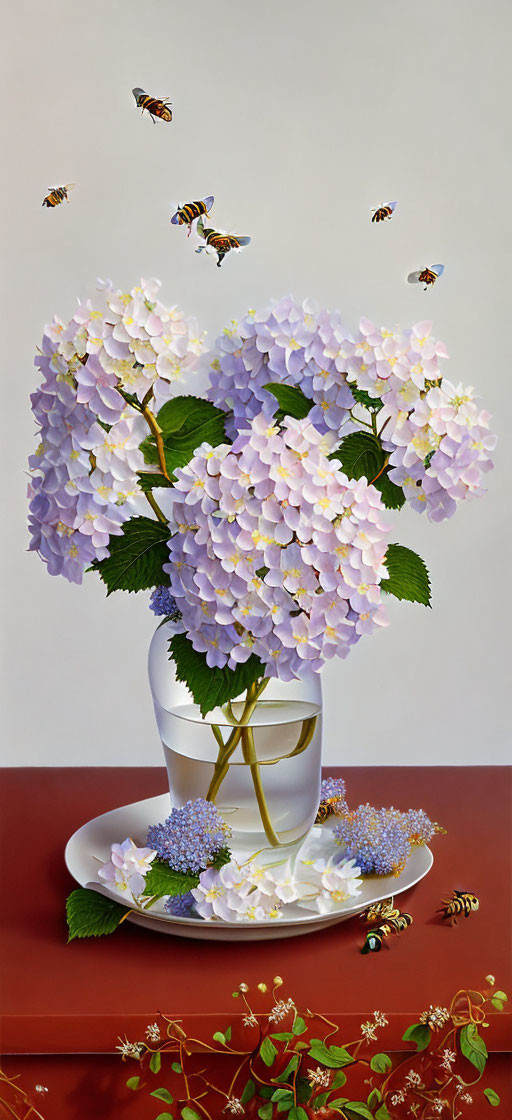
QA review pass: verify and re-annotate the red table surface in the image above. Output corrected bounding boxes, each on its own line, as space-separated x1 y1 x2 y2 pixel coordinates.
1 767 511 1055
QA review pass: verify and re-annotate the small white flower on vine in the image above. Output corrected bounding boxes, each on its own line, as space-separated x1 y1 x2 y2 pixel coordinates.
243 1013 258 1027
116 1036 144 1061
404 1069 423 1088
419 1004 450 1031
268 997 296 1023
461 1094 473 1105
360 1020 378 1042
440 1048 456 1071
431 1100 447 1115
145 1022 160 1042
35 1085 48 1094
224 1098 244 1115
391 1089 406 1105
307 1067 331 1088
485 975 495 985
373 1010 388 1027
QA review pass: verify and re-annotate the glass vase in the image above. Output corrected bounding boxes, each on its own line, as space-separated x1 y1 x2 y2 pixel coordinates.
148 621 323 853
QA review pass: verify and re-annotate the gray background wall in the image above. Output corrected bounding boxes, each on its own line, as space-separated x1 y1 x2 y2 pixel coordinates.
2 0 510 766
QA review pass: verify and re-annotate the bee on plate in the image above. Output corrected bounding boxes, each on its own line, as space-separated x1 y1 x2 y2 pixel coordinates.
315 797 346 824
361 912 413 954
438 890 479 925
195 216 251 268
132 87 173 123
171 196 214 237
371 201 397 223
362 898 400 924
42 184 75 208
407 264 445 290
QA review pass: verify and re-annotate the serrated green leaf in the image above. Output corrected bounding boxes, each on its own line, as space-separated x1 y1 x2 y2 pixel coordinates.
151 1087 174 1103
307 1039 353 1068
381 543 431 607
91 516 170 594
373 469 406 510
260 1037 278 1066
137 471 173 492
170 631 265 717
66 888 130 941
370 1053 392 1074
460 1023 487 1075
484 1088 500 1106
126 1076 140 1090
149 1050 161 1074
348 385 384 412
264 382 313 421
141 396 228 477
330 430 385 482
292 1015 307 1035
241 1079 256 1104
144 861 198 899
402 1023 431 1051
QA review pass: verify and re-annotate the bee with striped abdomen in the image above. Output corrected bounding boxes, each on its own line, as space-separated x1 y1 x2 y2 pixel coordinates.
361 912 413 954
362 898 400 924
196 216 251 268
315 797 346 824
372 201 397 223
407 264 445 290
171 196 214 237
132 87 173 123
438 890 479 925
42 184 75 208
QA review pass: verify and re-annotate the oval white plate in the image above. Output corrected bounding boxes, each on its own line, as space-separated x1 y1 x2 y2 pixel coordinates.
65 793 433 941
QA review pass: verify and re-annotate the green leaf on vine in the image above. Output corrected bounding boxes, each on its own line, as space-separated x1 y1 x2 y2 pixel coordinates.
373 469 406 510
144 861 198 899
260 1037 278 1067
273 1054 299 1082
66 888 130 941
292 1015 307 1035
331 1071 347 1089
241 1079 256 1104
381 544 431 607
460 1023 488 1075
264 382 313 421
289 1109 309 1120
375 1105 392 1120
149 1051 161 1074
402 1023 431 1051
91 516 170 594
181 1109 202 1120
151 1087 174 1103
344 1105 374 1119
330 430 385 481
370 1053 392 1073
126 1076 140 1090
348 385 384 412
137 471 173 491
307 1039 353 1068
140 396 228 478
169 631 265 717
258 1106 273 1120
483 1088 501 1106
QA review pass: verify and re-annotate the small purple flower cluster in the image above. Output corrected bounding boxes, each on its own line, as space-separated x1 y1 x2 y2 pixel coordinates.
207 296 356 440
319 776 347 810
146 798 231 874
149 586 180 617
164 891 196 917
164 413 390 679
333 802 436 875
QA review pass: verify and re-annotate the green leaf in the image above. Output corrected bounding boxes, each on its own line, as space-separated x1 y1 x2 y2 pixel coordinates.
289 1109 309 1120
330 430 385 482
212 846 232 869
171 1062 182 1073
460 1023 488 1076
181 1109 202 1120
491 998 503 1010
314 1092 330 1108
381 543 431 607
331 1070 348 1089
264 382 313 421
348 385 384 412
271 1031 295 1042
213 1031 227 1044
424 449 436 469
367 1089 382 1108
149 1051 161 1074
260 1037 278 1067
375 1106 392 1120
137 471 173 492
271 1088 292 1102
144 861 198 899
328 1101 349 1113
91 516 171 595
126 1076 140 1090
484 1088 500 1106
151 1088 174 1103
66 888 130 941
292 1015 307 1035
140 396 228 477
170 631 265 718
308 1039 353 1068
373 469 406 510
274 1054 299 1082
155 1114 173 1120
370 1053 392 1074
258 1105 274 1119
494 991 508 1001
241 1079 256 1105
345 1105 374 1120
402 1023 431 1051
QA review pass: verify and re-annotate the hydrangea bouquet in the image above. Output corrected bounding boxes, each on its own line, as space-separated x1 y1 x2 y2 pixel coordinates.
29 281 495 847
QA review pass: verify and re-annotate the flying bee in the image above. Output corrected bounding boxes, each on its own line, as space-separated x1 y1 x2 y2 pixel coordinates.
195 216 251 268
361 912 413 954
171 196 214 237
407 264 445 290
438 890 479 925
42 184 75 208
371 201 397 223
362 898 400 924
132 87 173 122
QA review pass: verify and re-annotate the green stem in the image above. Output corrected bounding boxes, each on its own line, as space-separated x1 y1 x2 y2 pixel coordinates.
240 725 281 847
205 679 269 802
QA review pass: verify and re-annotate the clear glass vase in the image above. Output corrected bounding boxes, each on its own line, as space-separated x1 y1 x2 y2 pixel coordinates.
148 622 323 853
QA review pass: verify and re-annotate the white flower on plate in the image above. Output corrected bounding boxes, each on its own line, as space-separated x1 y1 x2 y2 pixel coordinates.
296 856 363 913
98 837 157 899
246 859 311 904
190 861 253 921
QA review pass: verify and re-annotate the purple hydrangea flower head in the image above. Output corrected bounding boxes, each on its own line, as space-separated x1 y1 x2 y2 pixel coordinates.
149 586 180 617
333 802 436 875
164 891 197 918
146 798 231 874
163 413 390 681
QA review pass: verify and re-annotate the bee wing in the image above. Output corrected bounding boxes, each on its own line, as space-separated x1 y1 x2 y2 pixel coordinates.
235 236 251 247
196 216 205 237
203 195 214 210
65 183 76 191
431 264 445 277
132 87 145 100
170 205 181 224
407 270 423 284
387 201 397 211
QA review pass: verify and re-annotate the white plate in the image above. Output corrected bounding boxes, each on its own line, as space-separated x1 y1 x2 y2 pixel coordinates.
65 793 433 941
